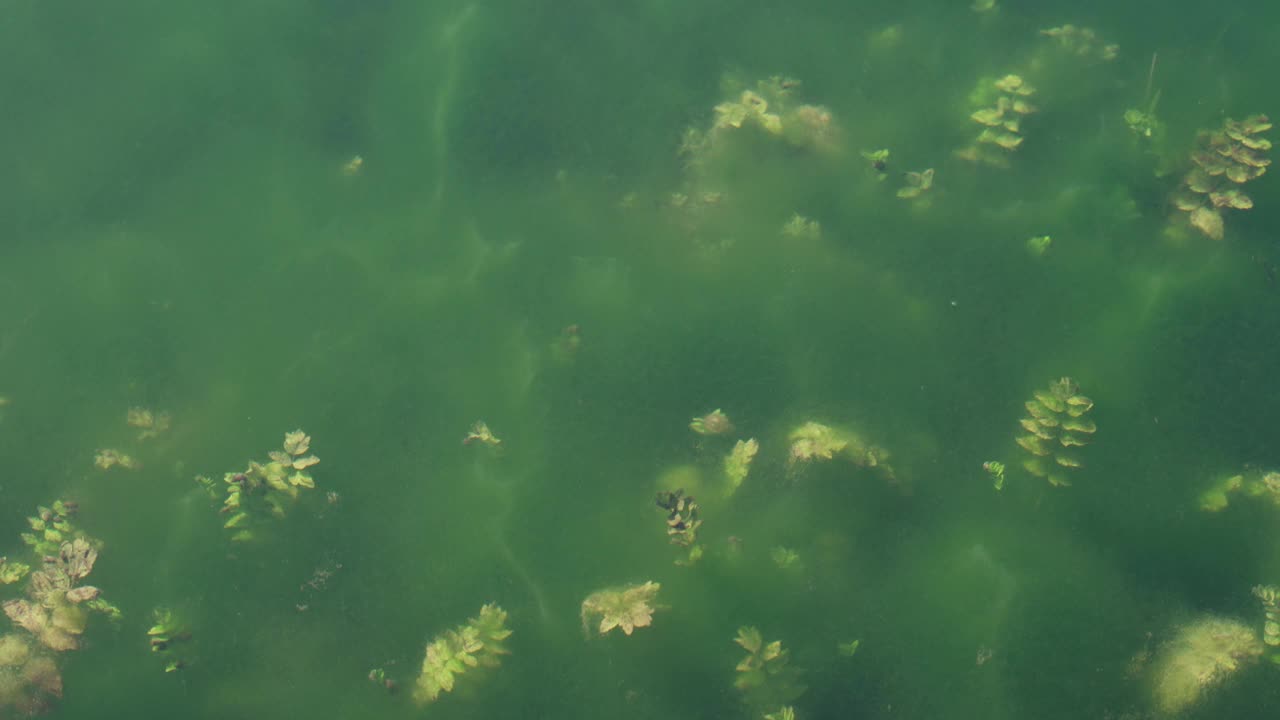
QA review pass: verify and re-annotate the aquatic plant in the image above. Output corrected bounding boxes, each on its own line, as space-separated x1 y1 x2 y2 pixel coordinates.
1 528 120 661
786 422 848 464
896 168 934 200
714 89 784 136
1014 377 1095 488
580 581 661 637
147 607 192 673
92 448 139 471
724 438 760 496
770 547 801 570
0 559 29 586
786 421 897 483
1037 25 1118 63
1171 115 1271 240
462 420 502 447
1253 585 1280 647
983 460 1007 491
764 707 796 720
18 501 82 560
734 627 806 711
655 489 701 549
685 75 842 165
1025 235 1052 256
198 430 320 542
780 214 821 240
0 633 61 717
690 409 734 436
860 148 890 177
412 603 512 705
1196 469 1280 513
1197 473 1246 512
1150 615 1261 714
837 639 861 657
126 407 170 441
957 74 1037 167
651 473 704 562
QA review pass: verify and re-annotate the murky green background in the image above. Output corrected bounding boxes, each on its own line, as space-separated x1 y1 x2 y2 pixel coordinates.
3 1 1280 718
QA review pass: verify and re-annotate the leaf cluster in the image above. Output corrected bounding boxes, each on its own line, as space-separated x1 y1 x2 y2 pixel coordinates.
413 604 512 705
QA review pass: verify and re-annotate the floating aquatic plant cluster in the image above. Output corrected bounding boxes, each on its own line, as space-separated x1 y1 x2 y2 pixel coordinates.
734 626 806 712
0 503 120 716
958 74 1038 167
195 430 320 543
1172 114 1272 240
412 603 512 706
580 581 661 638
1012 377 1096 488
6 6 1280 720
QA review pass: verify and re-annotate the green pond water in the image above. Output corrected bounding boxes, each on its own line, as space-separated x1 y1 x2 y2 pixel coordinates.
3 1 1280 718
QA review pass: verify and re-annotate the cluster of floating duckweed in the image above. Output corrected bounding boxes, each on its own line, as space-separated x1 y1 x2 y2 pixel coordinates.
1 503 120 716
196 430 320 542
1172 114 1271 241
412 604 511 705
957 75 1038 167
1014 377 1095 488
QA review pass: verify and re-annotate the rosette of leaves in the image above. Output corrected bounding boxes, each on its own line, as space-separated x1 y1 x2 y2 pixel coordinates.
2 538 120 653
723 438 759 496
412 604 511 705
655 490 701 547
1173 115 1271 240
217 430 320 542
958 74 1037 167
580 582 661 637
19 501 80 558
1015 377 1095 487
733 627 805 711
1253 585 1280 648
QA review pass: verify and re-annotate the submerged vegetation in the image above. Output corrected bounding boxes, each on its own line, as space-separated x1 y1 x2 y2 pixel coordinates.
3 1 1280 718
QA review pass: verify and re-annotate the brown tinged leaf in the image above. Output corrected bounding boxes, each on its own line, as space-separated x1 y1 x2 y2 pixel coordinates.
3 599 47 635
1189 206 1225 240
283 430 311 456
65 586 100 604
580 581 661 636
